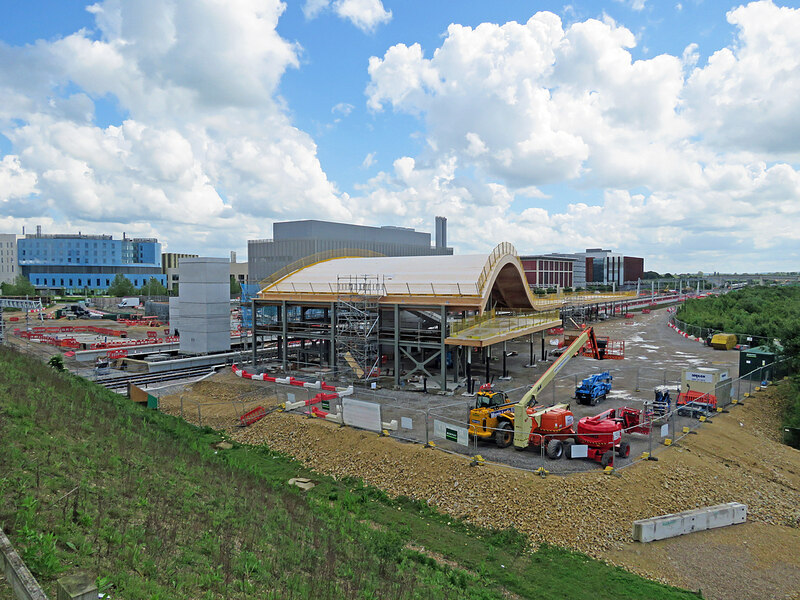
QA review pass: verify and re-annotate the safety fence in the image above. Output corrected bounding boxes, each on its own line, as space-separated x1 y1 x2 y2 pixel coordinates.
10 325 178 352
123 354 796 478
209 361 789 475
669 315 773 348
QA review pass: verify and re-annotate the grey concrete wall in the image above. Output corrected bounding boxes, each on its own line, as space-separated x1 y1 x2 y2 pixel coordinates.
0 527 48 600
178 258 230 354
144 300 169 324
169 297 180 335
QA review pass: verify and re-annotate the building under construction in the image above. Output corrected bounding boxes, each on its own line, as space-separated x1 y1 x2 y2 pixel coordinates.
250 243 564 390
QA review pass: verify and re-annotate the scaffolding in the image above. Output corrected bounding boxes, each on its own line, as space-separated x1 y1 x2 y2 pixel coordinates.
335 275 383 380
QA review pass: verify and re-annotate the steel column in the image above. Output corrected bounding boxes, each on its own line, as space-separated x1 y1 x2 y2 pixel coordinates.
251 299 257 367
281 300 288 371
394 304 400 388
440 304 447 391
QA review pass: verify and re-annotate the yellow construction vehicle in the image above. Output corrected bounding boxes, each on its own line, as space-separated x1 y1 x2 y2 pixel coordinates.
468 383 522 448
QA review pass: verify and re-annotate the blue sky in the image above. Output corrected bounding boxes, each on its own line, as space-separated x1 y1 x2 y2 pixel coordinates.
1 0 800 273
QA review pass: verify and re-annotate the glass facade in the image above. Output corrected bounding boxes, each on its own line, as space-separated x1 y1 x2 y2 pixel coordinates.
18 234 165 292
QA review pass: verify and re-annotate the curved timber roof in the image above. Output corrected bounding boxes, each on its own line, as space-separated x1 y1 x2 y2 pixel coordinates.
257 242 545 313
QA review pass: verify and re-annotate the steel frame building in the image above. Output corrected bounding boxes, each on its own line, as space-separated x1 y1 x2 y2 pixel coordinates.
250 244 563 390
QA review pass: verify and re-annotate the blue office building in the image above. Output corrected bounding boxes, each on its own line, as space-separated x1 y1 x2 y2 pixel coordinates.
18 229 166 292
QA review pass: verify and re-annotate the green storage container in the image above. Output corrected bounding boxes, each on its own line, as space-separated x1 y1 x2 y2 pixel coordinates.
739 346 776 381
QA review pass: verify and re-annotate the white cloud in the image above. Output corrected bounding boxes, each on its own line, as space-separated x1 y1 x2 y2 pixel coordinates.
0 0 351 255
303 0 330 19
2 1 800 273
333 0 392 33
302 0 391 32
684 1 800 154
0 155 38 203
362 4 800 271
615 0 647 11
367 14 687 188
332 102 355 116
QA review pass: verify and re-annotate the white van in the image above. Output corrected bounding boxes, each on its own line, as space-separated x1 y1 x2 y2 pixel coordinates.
117 297 140 308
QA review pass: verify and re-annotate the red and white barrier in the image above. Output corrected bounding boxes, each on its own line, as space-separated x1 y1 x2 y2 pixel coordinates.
667 321 705 343
231 365 353 398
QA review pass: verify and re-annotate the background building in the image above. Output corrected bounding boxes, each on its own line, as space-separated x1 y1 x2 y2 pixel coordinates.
0 233 20 285
519 254 576 289
230 251 248 287
18 226 165 293
162 252 199 292
248 217 453 283
584 248 644 286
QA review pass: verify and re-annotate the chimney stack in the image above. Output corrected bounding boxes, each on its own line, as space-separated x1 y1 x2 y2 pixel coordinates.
230 251 237 263
435 216 447 249
36 225 42 236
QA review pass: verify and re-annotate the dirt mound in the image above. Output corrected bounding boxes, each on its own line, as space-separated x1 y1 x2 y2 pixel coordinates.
159 371 278 433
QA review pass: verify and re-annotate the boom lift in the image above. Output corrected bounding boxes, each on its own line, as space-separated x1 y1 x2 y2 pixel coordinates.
513 327 606 451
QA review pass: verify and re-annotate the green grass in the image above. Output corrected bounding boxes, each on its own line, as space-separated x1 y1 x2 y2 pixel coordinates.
0 347 702 599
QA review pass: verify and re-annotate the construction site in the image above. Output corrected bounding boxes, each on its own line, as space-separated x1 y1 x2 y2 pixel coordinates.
2 241 799 600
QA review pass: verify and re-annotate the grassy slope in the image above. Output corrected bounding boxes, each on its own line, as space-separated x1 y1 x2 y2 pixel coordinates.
0 347 700 600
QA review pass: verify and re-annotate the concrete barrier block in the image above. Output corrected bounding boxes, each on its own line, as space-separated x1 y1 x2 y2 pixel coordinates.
633 503 746 542
57 574 97 600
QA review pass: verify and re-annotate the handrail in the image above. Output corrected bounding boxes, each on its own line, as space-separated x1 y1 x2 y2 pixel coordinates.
259 248 385 290
476 242 518 293
449 308 561 337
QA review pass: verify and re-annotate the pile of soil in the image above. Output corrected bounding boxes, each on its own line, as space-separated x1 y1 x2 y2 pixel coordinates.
159 371 278 432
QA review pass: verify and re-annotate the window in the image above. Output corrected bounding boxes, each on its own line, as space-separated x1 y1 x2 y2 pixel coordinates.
105 279 110 286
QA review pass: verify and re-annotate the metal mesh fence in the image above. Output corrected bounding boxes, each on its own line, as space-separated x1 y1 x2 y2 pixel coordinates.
266 358 791 475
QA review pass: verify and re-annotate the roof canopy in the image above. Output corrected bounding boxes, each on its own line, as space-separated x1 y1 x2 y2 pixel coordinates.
258 242 543 312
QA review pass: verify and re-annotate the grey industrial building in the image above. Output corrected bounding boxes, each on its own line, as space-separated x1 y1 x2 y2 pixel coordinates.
248 217 453 284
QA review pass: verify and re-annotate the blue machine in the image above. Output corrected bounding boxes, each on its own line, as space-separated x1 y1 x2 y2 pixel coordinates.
575 371 613 406
652 386 672 416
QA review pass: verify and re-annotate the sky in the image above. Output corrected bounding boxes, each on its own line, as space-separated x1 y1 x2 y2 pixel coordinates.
1 0 800 274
